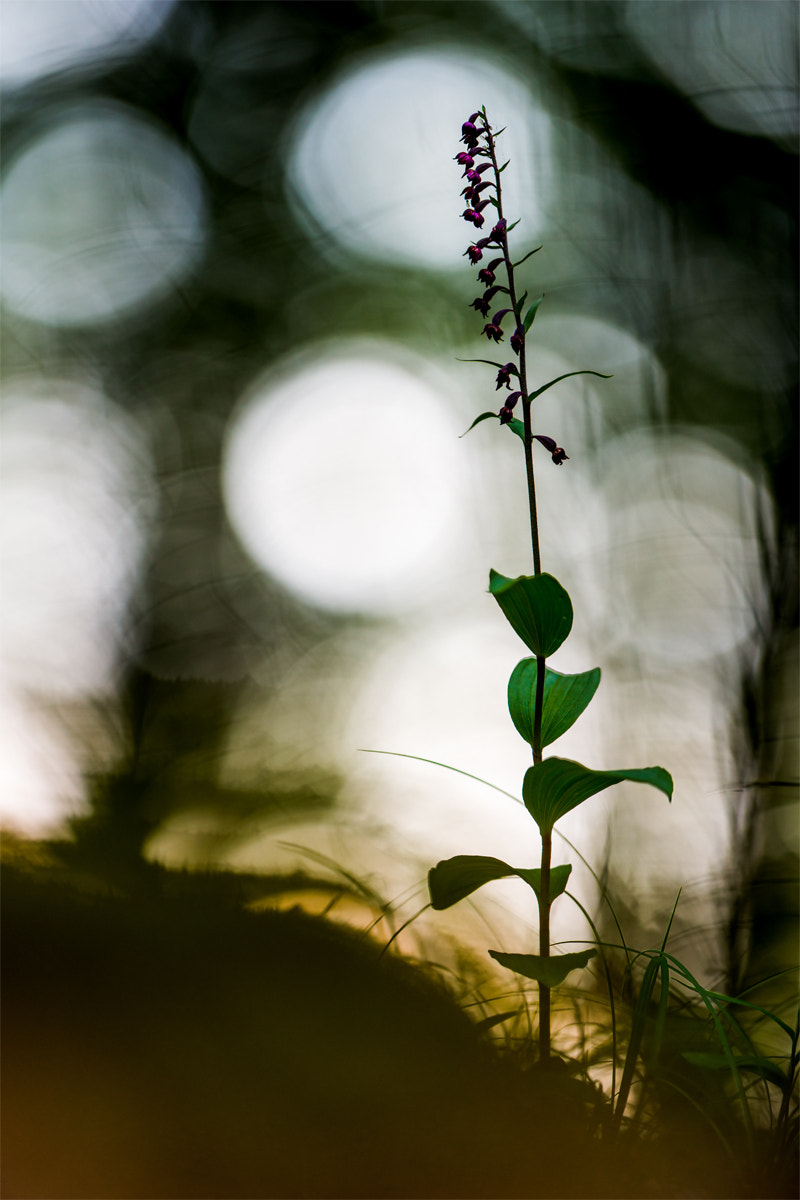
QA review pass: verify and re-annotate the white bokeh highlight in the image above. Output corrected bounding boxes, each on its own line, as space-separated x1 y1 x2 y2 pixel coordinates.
1 0 174 88
287 46 553 268
0 101 206 327
222 342 466 615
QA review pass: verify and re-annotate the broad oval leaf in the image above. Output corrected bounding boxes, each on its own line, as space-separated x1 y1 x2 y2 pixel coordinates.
488 948 596 988
515 863 572 903
428 855 515 910
523 758 673 832
489 571 573 657
508 661 601 748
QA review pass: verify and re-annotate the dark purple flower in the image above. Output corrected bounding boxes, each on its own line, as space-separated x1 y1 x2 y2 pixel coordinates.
463 164 492 183
462 208 485 229
533 434 569 465
465 240 489 263
455 151 474 168
499 390 523 420
482 308 512 342
510 324 525 354
461 181 491 200
489 219 507 242
478 257 504 286
469 286 501 317
495 362 517 389
461 121 484 145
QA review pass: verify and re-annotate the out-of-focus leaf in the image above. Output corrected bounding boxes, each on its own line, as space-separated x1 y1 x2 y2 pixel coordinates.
682 1052 790 1090
523 758 673 832
508 661 600 747
489 949 596 988
489 570 573 657
475 1010 520 1032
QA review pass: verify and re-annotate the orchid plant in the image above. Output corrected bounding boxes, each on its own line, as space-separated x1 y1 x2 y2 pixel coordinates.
427 108 674 1064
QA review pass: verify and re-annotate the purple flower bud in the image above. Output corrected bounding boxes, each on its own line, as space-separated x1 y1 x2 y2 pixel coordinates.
455 152 474 167
489 219 508 242
499 406 514 424
533 434 569 465
467 111 482 123
495 362 517 389
510 324 525 354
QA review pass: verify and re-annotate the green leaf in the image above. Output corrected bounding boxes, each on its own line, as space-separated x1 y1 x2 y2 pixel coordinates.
428 855 573 911
682 1053 790 1090
489 949 596 988
515 864 572 902
460 411 498 437
498 160 510 173
455 358 512 368
507 219 520 233
512 245 542 268
428 855 516 910
522 758 673 833
475 1010 519 1032
515 290 528 319
528 370 613 402
505 417 525 442
508 661 601 748
523 296 544 333
489 570 573 657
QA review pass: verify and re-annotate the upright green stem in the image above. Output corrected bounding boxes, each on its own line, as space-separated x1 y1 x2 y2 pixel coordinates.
485 110 550 1060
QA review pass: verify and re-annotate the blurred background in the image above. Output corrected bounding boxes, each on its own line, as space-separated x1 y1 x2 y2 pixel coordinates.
1 0 797 994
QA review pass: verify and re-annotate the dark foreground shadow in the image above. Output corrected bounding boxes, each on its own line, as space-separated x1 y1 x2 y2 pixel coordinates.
1 862 778 1200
